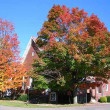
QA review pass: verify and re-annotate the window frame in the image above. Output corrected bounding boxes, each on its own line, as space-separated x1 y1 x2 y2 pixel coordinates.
50 92 56 101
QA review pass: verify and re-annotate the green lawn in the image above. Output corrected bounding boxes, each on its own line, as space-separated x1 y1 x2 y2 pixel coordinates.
0 100 84 108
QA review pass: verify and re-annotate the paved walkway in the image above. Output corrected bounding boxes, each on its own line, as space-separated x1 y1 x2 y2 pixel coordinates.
0 103 110 110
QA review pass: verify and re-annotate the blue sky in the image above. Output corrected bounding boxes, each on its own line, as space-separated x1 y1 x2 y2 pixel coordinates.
0 0 110 57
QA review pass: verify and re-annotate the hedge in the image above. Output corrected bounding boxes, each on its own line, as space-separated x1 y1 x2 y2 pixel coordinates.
106 96 110 103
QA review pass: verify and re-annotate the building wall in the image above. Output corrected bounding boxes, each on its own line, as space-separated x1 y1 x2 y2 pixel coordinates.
23 43 38 71
23 39 38 90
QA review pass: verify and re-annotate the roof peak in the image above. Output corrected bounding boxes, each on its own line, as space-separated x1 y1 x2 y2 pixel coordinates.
22 36 37 63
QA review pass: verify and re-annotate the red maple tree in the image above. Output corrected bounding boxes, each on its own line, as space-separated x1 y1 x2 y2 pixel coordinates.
35 5 110 103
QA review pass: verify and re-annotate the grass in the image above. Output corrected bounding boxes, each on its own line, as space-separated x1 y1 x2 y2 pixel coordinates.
0 100 84 108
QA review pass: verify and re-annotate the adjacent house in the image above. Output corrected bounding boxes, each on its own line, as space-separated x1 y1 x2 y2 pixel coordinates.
89 81 110 101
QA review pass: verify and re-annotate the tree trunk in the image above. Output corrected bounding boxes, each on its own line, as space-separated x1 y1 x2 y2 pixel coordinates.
12 89 16 100
73 86 78 104
0 92 3 99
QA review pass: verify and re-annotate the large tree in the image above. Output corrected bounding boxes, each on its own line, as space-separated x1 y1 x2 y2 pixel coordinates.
33 5 110 103
0 18 26 93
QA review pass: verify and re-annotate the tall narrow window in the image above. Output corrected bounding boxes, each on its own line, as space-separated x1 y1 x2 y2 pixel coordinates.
106 84 108 91
97 86 102 93
29 77 33 89
32 51 35 56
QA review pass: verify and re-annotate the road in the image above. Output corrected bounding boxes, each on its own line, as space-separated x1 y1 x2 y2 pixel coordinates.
0 104 110 110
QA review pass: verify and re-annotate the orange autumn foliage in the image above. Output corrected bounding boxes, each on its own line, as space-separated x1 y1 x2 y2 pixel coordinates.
0 18 26 92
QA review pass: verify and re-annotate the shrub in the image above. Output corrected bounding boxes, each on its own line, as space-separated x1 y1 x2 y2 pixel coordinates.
106 96 110 103
100 97 107 103
2 97 11 100
17 94 27 102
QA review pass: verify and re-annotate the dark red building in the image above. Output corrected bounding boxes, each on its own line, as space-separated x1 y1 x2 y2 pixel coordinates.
22 36 38 90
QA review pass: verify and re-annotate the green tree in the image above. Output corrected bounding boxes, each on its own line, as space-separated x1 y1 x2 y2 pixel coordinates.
33 5 110 104
32 75 48 90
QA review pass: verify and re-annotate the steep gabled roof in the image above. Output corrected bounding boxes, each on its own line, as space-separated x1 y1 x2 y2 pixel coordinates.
22 36 36 64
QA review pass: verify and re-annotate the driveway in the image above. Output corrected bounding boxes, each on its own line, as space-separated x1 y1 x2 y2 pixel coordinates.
0 103 110 110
